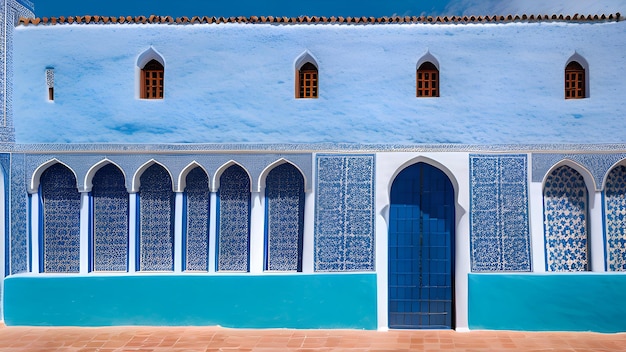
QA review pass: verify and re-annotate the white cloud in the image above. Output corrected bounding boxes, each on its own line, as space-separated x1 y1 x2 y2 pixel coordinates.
443 0 626 16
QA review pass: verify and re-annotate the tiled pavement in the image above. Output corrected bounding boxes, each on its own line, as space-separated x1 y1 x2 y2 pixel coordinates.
0 324 625 351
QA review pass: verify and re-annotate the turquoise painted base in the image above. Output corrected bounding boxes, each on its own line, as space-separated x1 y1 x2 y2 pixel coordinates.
469 273 626 333
4 274 377 329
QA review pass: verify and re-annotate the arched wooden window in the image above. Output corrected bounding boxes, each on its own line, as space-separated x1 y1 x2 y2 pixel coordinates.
416 62 439 97
565 61 585 99
141 59 164 99
297 62 318 99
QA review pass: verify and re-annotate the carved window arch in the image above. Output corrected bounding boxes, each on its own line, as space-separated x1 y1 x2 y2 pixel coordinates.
416 62 439 97
141 59 164 99
565 61 585 99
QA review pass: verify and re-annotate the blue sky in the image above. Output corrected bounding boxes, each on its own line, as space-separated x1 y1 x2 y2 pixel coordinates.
32 0 626 18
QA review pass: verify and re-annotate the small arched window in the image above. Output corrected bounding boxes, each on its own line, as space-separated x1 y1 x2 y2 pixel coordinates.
141 59 164 99
565 61 585 99
297 62 318 99
416 62 439 97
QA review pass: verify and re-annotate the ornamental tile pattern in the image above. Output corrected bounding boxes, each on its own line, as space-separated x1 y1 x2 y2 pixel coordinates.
9 153 27 274
41 163 80 273
315 155 375 272
265 163 305 271
470 155 531 272
543 166 589 272
139 164 174 271
217 165 250 272
92 164 128 272
532 153 626 191
184 167 210 271
604 165 626 271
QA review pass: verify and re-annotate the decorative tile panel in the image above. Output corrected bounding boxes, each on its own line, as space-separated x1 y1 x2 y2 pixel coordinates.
217 165 250 272
532 153 626 191
41 163 80 273
266 163 304 271
470 155 531 272
184 167 210 271
604 165 626 271
92 164 128 271
543 166 589 272
315 155 375 272
139 164 174 271
9 153 27 274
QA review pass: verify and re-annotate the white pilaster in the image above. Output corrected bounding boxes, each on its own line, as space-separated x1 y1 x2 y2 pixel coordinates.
79 192 90 274
589 191 605 272
249 191 264 273
529 182 546 272
174 192 183 273
301 190 315 273
128 193 137 273
30 192 39 273
208 191 217 272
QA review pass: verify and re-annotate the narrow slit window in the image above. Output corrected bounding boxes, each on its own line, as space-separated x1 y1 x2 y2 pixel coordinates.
565 61 585 99
297 62 318 99
416 62 439 97
46 68 54 101
141 59 164 99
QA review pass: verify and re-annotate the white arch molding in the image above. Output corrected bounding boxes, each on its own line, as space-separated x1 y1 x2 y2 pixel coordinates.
84 159 127 193
131 159 175 193
258 158 308 193
212 160 253 192
177 161 210 193
30 159 79 194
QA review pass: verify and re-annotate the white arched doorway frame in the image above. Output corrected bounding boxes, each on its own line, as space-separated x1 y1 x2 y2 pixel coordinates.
374 152 470 331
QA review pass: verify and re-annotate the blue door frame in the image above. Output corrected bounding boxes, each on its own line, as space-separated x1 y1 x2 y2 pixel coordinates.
388 163 455 329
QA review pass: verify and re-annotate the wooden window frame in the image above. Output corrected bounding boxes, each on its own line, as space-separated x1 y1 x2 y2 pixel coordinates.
141 59 164 99
565 61 585 99
416 62 439 98
296 62 318 99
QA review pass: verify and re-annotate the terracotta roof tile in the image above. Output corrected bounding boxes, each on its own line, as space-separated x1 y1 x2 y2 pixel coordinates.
17 13 622 26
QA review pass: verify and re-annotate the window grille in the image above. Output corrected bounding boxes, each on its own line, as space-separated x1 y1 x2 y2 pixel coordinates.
141 59 164 99
565 61 585 99
416 62 439 97
297 62 318 98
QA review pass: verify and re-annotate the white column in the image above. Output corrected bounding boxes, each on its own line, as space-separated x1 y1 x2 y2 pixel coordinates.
79 192 90 274
30 192 40 273
589 191 605 272
249 191 265 273
174 192 184 273
529 182 546 272
208 191 217 272
302 190 315 273
128 193 137 273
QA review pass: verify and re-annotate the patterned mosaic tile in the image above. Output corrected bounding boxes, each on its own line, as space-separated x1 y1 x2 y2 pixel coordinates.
265 163 305 271
543 165 589 272
92 164 128 272
139 164 174 271
184 167 210 271
470 155 531 272
603 165 626 271
9 153 27 274
217 165 250 272
315 155 375 272
533 153 626 191
41 163 81 273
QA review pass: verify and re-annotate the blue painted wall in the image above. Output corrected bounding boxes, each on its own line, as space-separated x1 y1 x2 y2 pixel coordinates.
469 273 626 333
4 274 377 329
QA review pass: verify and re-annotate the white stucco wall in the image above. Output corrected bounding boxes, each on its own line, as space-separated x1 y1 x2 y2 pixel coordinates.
11 20 626 144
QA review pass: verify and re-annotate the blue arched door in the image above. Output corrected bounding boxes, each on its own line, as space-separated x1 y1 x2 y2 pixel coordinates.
388 163 455 329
